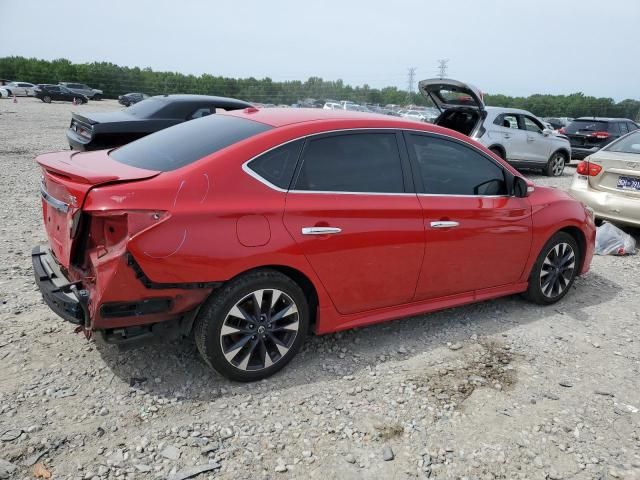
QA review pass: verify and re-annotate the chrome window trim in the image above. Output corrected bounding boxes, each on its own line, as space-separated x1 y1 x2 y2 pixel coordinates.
417 193 510 198
241 127 513 198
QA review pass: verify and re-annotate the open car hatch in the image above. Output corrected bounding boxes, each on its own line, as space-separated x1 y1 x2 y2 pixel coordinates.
418 78 485 112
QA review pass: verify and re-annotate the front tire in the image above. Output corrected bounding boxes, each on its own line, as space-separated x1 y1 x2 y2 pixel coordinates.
545 151 566 177
524 232 580 305
195 269 309 381
42 95 52 103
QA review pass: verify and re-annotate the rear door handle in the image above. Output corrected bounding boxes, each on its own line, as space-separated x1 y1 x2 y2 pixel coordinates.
301 227 342 235
430 221 459 229
527 136 535 142
504 133 511 139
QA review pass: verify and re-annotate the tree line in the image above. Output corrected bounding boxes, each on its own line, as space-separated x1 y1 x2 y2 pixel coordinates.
1 56 638 120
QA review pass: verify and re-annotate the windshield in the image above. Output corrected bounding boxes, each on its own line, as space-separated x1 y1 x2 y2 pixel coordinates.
565 120 609 134
125 97 167 117
605 131 640 154
110 114 272 171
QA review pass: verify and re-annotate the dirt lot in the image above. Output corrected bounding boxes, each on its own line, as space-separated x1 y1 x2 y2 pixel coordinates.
0 98 639 480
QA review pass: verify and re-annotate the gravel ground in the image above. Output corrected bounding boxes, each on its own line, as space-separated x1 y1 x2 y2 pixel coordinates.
1 98 639 480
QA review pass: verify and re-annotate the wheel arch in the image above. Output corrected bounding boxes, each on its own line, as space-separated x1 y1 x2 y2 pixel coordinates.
558 226 587 273
488 144 506 158
225 264 320 328
551 147 570 161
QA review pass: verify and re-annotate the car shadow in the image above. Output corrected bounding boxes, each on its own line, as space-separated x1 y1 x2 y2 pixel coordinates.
95 271 620 401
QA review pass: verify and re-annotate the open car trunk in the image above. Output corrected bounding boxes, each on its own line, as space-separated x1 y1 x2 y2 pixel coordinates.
418 78 486 137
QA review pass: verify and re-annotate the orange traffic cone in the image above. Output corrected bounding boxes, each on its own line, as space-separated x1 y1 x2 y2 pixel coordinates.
12 94 17 103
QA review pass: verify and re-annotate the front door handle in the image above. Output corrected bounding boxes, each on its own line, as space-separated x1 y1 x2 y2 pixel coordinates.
527 136 535 142
430 221 459 229
301 227 342 235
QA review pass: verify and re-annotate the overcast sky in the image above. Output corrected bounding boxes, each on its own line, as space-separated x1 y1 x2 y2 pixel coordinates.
1 0 638 100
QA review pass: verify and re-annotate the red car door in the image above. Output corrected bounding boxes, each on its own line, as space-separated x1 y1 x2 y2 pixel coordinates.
283 131 424 315
404 132 532 300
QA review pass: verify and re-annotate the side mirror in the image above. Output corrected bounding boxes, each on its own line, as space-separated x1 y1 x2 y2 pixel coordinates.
513 176 532 197
542 128 553 136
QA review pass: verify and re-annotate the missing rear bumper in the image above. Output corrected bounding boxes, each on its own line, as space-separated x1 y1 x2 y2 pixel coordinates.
32 245 87 324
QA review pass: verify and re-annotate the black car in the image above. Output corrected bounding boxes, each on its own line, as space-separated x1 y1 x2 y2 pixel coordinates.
35 85 89 104
118 92 149 107
564 117 639 159
66 94 253 151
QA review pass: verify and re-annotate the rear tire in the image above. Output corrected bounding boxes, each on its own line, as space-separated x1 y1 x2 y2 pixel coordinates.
194 269 309 382
42 95 51 103
524 232 580 305
545 151 566 177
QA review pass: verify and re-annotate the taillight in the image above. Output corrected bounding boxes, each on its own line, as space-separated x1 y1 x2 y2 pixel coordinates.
576 161 602 176
88 210 168 251
558 127 566 134
588 131 609 139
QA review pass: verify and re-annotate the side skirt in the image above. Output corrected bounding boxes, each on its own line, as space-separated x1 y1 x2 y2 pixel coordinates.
315 282 529 334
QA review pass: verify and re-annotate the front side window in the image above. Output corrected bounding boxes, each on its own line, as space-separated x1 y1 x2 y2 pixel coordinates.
619 122 629 134
248 140 303 189
409 134 507 196
294 133 404 193
522 116 543 133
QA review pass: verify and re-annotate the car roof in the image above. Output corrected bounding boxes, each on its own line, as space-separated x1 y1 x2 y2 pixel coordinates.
151 93 251 106
574 117 635 122
485 106 535 116
222 107 426 128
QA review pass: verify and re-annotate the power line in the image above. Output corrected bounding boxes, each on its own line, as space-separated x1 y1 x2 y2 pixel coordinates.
437 59 449 79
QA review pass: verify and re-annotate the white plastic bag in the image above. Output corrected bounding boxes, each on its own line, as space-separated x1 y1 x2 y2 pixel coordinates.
594 222 637 255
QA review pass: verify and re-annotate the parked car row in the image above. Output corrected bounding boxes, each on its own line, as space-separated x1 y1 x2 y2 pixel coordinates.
0 81 103 102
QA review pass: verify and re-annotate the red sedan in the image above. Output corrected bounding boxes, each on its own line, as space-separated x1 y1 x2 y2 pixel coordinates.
33 108 595 381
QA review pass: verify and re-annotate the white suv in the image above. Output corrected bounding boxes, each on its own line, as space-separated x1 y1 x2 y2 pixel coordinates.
419 78 571 176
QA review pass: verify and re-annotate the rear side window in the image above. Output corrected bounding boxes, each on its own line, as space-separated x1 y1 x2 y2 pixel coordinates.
294 133 404 193
619 122 629 134
495 114 518 129
110 115 272 171
248 140 303 189
409 134 507 196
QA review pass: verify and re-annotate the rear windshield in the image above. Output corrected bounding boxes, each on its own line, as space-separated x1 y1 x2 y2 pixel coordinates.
125 98 167 117
605 131 640 154
565 120 609 134
110 114 272 171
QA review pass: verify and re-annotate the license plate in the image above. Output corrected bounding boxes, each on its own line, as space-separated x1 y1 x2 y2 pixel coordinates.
616 175 640 191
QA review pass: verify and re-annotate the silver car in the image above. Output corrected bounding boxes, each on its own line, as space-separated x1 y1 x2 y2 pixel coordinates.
569 129 640 227
418 79 571 176
58 82 103 100
1 81 36 96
